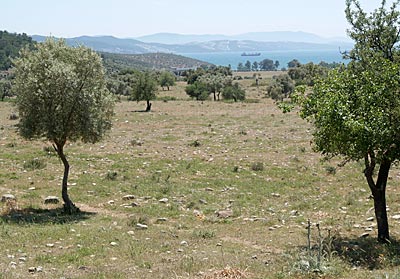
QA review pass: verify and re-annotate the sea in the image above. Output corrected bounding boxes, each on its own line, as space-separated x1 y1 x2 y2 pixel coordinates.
181 49 346 69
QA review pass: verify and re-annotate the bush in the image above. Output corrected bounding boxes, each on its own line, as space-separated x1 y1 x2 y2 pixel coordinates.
251 162 264 171
23 158 46 170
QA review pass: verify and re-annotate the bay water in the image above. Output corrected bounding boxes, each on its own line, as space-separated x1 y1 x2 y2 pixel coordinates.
182 49 346 69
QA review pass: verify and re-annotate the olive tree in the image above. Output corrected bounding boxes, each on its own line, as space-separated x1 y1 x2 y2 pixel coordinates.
159 71 176 91
130 71 158 112
287 0 400 242
13 38 114 214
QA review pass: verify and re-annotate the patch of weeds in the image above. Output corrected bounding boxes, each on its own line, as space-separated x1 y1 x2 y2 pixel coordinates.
5 142 16 148
130 139 143 146
23 158 46 170
243 99 260 103
128 215 150 226
283 221 345 277
238 129 247 135
233 166 239 173
105 171 118 181
157 96 177 102
250 162 264 172
193 229 216 239
189 139 201 147
324 166 337 175
300 146 306 153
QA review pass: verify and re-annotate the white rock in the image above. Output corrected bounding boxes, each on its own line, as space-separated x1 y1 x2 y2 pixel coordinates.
136 223 148 230
1 194 16 202
44 196 59 204
122 195 135 201
159 198 169 203
392 214 400 220
110 242 118 246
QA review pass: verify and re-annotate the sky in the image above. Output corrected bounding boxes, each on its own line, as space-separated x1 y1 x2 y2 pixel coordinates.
1 0 395 39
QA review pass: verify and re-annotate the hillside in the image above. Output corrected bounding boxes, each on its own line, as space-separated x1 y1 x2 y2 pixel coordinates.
101 52 212 72
0 30 35 70
32 34 353 55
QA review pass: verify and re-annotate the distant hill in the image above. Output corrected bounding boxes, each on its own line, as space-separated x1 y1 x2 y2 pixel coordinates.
101 52 212 73
136 31 352 45
32 34 353 55
0 30 35 70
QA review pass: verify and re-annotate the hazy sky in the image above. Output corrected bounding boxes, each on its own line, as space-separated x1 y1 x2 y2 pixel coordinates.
1 0 393 38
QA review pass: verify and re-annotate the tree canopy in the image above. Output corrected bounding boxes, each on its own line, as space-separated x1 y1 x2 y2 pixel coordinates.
129 71 158 111
0 30 34 70
13 38 114 213
288 0 400 242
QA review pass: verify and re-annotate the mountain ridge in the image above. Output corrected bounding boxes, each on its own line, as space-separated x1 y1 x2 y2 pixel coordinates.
31 33 353 55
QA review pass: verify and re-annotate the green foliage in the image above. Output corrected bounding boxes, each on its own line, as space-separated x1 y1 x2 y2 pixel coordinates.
259 58 279 71
129 71 158 110
286 0 400 241
158 71 176 90
222 82 246 102
23 158 46 170
13 38 114 145
288 62 331 86
0 30 35 70
266 74 295 101
0 79 12 101
185 81 210 100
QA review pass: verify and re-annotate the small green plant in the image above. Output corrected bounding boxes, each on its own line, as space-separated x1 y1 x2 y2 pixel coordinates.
193 229 215 239
325 165 337 175
251 162 264 171
189 139 201 147
23 158 46 170
105 171 118 180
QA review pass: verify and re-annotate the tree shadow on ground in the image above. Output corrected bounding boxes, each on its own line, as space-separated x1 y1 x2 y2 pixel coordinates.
0 206 96 225
332 236 400 269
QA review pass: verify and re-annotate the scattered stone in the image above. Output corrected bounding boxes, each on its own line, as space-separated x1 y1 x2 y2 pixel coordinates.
46 243 54 248
110 242 118 246
19 257 27 262
130 202 140 207
216 209 233 218
44 196 59 204
127 231 135 235
360 233 370 238
271 193 280 198
122 195 135 201
251 255 258 259
180 241 188 246
205 187 214 192
216 243 222 246
392 214 400 220
136 223 148 230
28 187 36 191
199 199 207 204
107 200 115 205
177 248 184 253
159 198 169 203
1 194 16 202
366 217 374 221
36 266 43 272
365 227 373 232
156 218 168 223
28 267 36 273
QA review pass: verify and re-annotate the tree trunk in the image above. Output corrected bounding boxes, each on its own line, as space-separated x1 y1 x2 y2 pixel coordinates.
213 92 216 101
146 100 152 112
54 142 79 214
364 156 391 243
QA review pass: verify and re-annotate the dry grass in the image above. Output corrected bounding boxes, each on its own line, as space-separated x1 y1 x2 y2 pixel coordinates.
0 79 400 278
